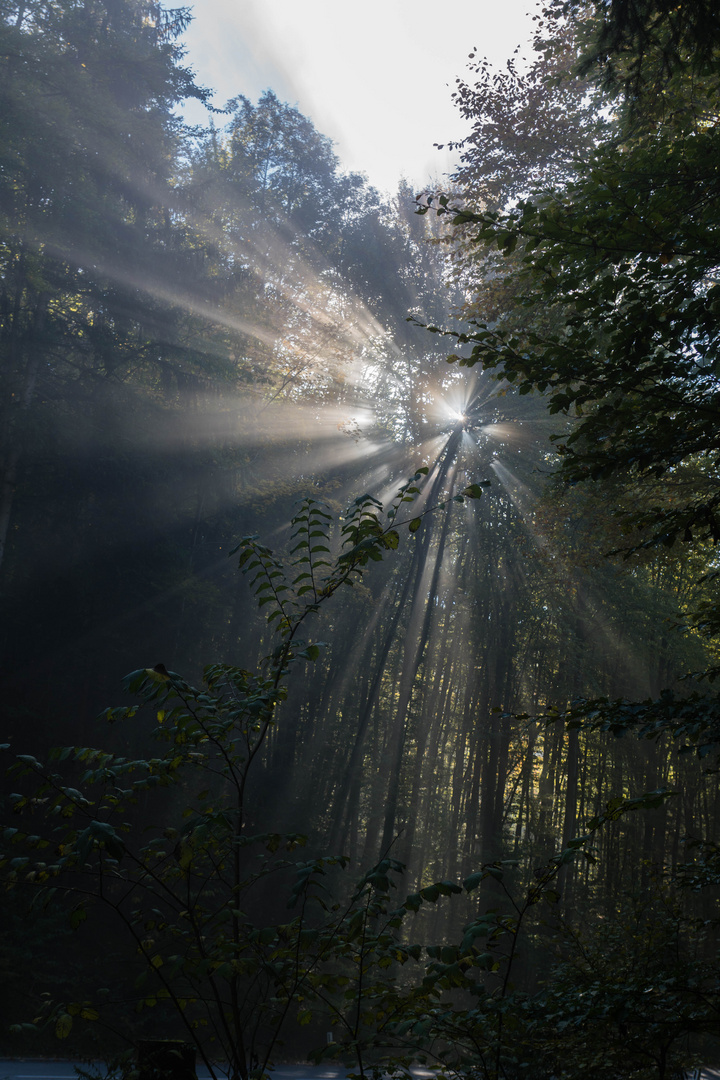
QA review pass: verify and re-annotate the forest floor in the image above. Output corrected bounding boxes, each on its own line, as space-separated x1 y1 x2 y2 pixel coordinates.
0 1063 436 1080
0 1062 717 1080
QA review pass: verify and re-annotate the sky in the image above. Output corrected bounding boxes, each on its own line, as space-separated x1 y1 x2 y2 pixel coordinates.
180 0 538 196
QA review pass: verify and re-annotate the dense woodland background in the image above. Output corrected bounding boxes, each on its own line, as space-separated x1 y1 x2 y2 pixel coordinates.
2 0 720 1075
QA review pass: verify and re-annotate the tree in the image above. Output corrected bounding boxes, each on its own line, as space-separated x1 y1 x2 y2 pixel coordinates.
0 0 212 570
418 0 720 749
562 0 720 100
448 10 606 211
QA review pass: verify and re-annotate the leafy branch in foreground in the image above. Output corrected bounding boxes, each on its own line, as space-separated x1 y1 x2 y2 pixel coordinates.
497 691 720 763
0 472 483 1076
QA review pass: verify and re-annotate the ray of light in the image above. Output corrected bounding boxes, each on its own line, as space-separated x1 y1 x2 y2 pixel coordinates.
490 460 655 692
490 460 548 546
131 398 381 451
44 234 281 349
481 421 533 445
369 434 456 510
29 132 400 404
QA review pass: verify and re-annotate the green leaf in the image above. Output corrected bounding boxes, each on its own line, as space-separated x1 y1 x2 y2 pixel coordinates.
299 644 320 661
16 754 42 768
55 1013 73 1039
463 871 485 893
462 482 491 499
408 518 422 533
420 884 440 902
435 879 462 895
69 905 87 930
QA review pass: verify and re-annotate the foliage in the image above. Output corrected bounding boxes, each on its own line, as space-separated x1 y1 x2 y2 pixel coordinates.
535 875 720 1080
0 474 484 1072
448 6 607 210
562 0 720 99
4 1 720 1074
310 791 678 1080
542 691 720 757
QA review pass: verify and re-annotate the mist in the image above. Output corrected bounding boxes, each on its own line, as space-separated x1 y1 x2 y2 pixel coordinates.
2 1 720 1075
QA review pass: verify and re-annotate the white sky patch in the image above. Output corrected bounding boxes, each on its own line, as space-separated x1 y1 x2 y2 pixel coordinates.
181 0 537 194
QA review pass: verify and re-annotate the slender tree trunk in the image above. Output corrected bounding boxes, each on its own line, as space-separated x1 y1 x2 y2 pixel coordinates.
379 453 458 855
0 288 46 576
327 549 423 853
561 728 579 908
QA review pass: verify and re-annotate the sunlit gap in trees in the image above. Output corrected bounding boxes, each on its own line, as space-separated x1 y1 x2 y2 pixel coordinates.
31 101 543 700
437 369 495 427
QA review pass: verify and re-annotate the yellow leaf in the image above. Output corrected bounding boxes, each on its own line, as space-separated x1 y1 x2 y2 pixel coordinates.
55 1013 73 1039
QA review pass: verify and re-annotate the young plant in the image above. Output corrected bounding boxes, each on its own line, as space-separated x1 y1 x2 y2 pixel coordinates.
1 473 482 1076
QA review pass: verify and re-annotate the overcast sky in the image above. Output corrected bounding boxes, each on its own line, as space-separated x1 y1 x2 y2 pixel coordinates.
180 0 537 195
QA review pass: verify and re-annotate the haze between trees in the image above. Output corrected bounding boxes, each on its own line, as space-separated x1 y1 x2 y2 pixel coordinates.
1 0 720 1076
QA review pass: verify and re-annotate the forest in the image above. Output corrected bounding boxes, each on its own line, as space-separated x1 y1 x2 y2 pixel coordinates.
1 0 720 1077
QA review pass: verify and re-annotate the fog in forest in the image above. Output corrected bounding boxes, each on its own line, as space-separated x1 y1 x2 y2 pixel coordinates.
2 1 720 1077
